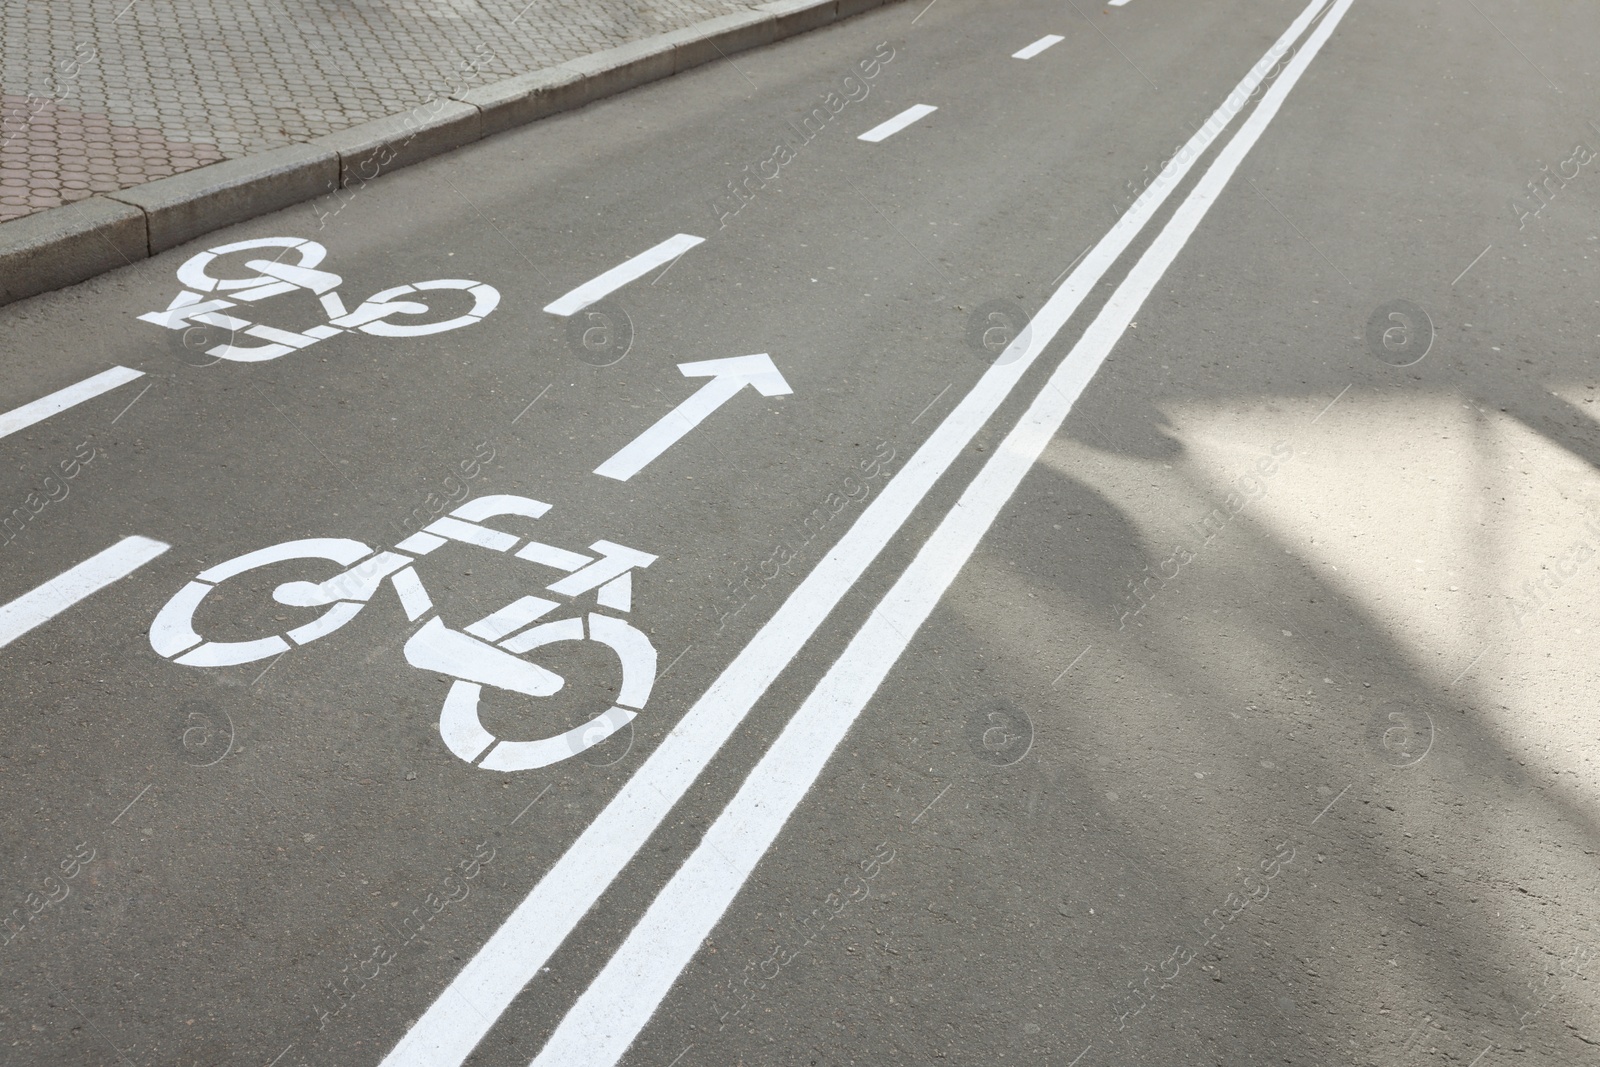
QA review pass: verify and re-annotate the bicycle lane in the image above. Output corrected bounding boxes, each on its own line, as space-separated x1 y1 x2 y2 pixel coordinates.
0 0 1299 1064
595 5 1600 1067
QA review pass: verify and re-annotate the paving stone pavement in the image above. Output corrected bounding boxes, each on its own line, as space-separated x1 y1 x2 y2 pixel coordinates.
0 0 765 223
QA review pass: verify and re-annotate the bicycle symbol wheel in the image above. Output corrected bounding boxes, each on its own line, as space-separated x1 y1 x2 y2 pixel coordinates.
335 279 501 337
177 237 330 294
437 612 656 771
150 538 373 666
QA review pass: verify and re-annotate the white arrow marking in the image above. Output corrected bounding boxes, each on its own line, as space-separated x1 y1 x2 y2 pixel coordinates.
377 0 1332 1059
527 0 1355 1060
593 355 791 482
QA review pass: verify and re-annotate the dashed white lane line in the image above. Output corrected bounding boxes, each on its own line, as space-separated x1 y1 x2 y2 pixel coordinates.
379 0 1335 1063
1013 33 1065 59
542 234 704 316
1109 0 1132 6
525 0 1353 1061
0 536 170 650
0 366 143 441
858 104 938 143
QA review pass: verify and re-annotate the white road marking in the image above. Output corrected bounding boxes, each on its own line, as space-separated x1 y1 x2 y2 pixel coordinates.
0 366 143 441
1053 243 1094 286
0 536 170 651
858 104 937 143
1109 0 1132 6
145 238 500 360
526 1 1353 1062
593 355 793 481
379 2 1335 1063
465 595 558 642
1013 34 1065 59
542 234 705 316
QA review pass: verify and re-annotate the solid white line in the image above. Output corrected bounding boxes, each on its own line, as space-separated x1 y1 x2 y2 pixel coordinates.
1013 34 1065 59
542 235 704 316
0 536 170 650
858 104 938 143
528 2 1353 1062
379 4 1333 1065
0 366 143 440
1053 243 1093 287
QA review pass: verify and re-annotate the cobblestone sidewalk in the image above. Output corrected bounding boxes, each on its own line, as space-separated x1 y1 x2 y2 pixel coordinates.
0 0 764 223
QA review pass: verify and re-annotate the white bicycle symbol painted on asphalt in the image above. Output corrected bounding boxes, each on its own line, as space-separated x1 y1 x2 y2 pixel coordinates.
149 495 656 771
137 236 499 362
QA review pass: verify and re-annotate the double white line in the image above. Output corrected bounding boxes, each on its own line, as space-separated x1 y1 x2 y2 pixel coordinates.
383 1 1353 1064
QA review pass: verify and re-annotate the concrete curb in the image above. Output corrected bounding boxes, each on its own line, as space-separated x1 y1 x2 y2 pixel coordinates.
0 0 893 308
104 143 338 256
0 198 146 306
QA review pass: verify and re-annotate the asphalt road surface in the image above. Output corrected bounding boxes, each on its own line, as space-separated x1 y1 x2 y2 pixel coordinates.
3 1 1600 1066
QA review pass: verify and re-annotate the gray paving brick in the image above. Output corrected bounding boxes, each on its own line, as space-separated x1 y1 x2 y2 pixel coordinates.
0 0 778 221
